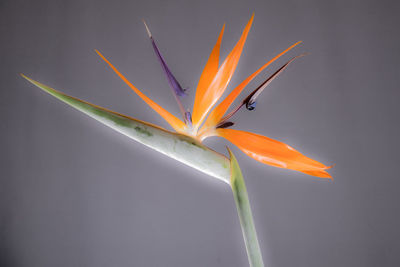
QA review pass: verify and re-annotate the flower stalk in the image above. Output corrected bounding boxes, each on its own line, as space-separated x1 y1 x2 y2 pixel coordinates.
229 149 264 267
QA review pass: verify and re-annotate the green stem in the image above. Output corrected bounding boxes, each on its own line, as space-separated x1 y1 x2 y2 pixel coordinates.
228 149 264 267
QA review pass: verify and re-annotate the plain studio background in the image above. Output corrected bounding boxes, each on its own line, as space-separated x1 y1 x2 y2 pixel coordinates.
1 0 399 266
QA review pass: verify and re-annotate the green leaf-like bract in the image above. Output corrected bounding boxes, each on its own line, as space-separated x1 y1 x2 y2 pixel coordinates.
21 74 230 184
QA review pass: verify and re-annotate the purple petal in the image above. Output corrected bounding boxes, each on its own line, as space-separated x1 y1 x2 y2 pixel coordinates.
144 21 186 97
218 54 306 124
244 54 307 110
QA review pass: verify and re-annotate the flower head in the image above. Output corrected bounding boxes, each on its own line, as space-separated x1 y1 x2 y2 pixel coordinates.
94 14 332 179
21 16 333 266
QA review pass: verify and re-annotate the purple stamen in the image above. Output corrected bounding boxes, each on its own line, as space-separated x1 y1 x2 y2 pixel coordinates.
185 111 192 126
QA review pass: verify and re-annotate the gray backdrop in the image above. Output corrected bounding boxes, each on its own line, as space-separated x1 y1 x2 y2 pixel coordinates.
1 0 399 266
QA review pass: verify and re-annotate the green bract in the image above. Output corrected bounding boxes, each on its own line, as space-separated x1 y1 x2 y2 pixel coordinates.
21 74 231 184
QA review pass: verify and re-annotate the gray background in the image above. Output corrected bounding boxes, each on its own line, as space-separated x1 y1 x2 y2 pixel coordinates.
1 0 399 266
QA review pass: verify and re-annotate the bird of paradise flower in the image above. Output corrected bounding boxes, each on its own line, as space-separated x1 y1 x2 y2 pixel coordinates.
21 14 332 267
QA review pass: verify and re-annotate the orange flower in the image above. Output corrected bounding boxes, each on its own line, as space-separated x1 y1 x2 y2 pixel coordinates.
95 14 332 178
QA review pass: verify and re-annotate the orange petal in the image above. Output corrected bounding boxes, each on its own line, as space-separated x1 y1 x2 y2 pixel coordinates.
201 41 301 130
95 50 186 132
193 24 225 114
192 14 254 128
216 128 332 178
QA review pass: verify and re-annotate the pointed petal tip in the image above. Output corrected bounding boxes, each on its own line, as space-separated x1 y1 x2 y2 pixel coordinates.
226 146 236 164
302 163 334 179
226 146 233 160
298 52 308 58
248 13 255 25
20 73 34 84
95 49 109 63
309 170 333 179
221 23 226 34
327 163 336 169
142 19 152 38
20 73 35 84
